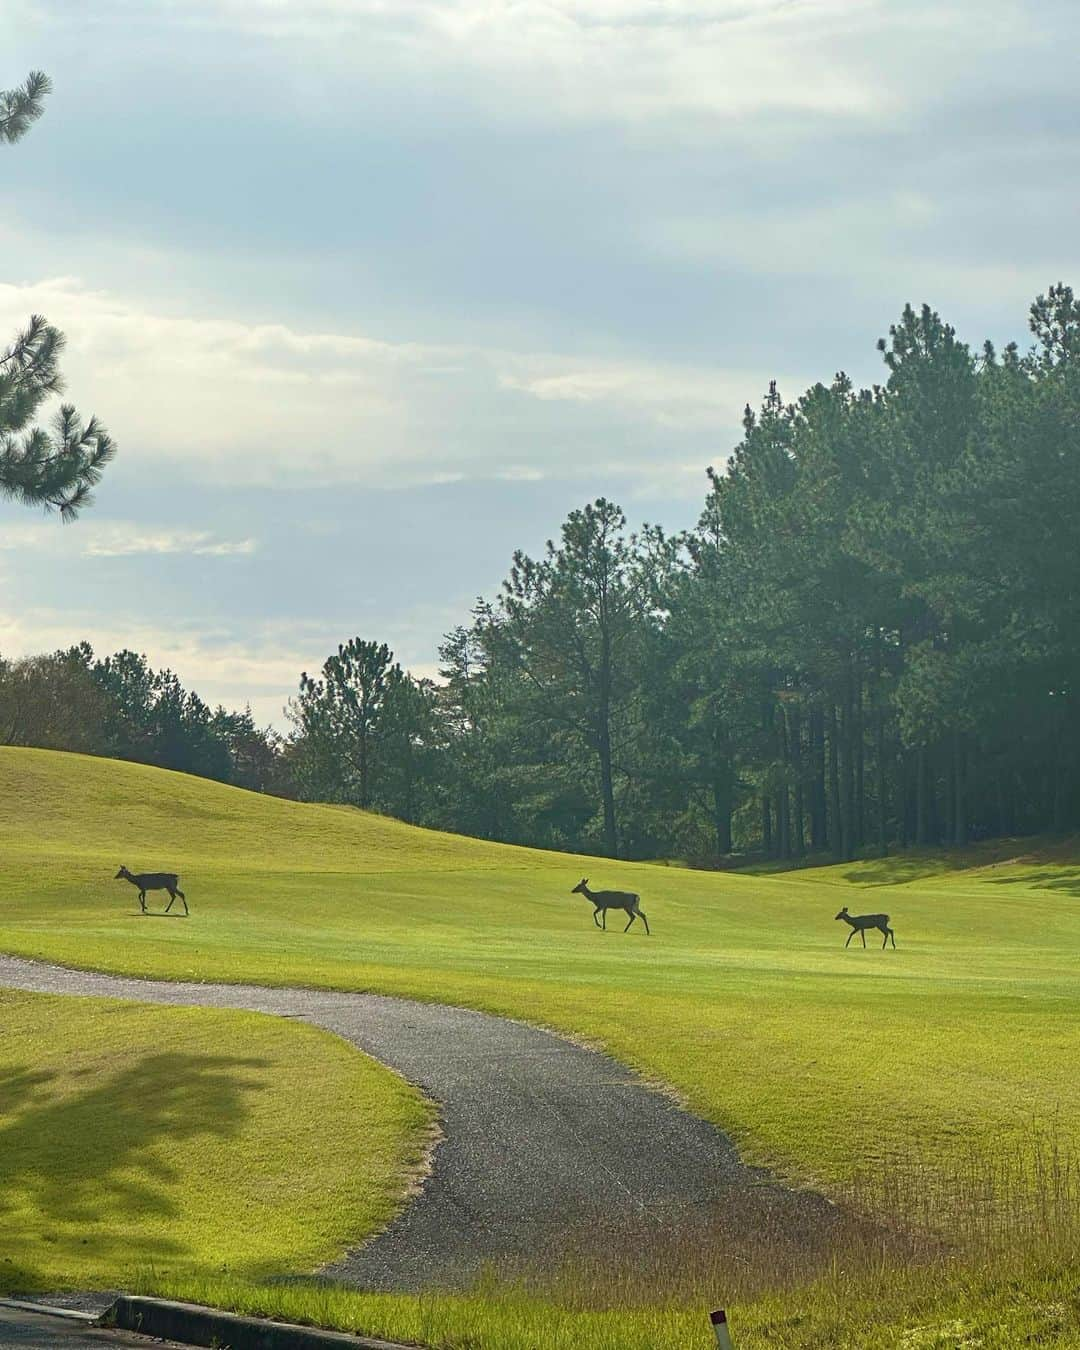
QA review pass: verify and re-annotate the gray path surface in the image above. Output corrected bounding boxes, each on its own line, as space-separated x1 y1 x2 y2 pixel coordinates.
0 1306 183 1349
0 955 835 1291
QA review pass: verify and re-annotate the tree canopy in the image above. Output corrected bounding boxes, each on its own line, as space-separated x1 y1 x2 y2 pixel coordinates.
0 71 115 517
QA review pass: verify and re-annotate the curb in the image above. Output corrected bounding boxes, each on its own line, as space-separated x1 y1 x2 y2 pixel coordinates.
0 1297 99 1323
104 1296 420 1350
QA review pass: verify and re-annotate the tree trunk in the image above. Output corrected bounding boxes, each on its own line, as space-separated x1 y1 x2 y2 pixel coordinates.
876 705 887 856
944 744 955 845
1053 729 1067 833
898 751 910 849
827 702 842 858
597 633 618 857
854 671 865 850
597 716 618 857
953 735 967 847
791 703 806 857
762 793 773 856
810 706 827 850
839 670 855 861
777 705 791 860
916 746 929 846
712 766 733 855
358 730 370 809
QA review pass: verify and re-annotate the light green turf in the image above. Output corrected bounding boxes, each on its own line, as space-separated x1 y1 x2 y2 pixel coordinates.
0 986 433 1294
136 1257 1080 1350
2 744 1079 1211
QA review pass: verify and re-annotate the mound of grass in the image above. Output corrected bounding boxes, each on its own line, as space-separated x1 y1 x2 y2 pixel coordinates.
0 986 433 1294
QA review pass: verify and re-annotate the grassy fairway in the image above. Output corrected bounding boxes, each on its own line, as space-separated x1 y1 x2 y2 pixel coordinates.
0 986 432 1295
2 744 1078 1205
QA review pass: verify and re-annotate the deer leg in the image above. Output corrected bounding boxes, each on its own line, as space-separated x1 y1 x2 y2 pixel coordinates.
844 929 855 947
602 908 607 930
593 908 602 928
639 909 650 936
623 912 635 932
888 927 896 948
139 890 147 913
165 891 175 913
861 929 867 948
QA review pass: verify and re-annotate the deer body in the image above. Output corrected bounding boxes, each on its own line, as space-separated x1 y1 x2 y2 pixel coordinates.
571 879 649 935
115 866 188 916
835 905 894 949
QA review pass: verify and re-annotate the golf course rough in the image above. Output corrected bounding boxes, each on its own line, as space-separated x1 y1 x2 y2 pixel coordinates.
1 744 1079 1217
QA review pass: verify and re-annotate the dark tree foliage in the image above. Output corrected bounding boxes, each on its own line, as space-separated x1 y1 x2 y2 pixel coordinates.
0 71 115 517
0 643 283 791
289 638 440 820
412 286 1080 861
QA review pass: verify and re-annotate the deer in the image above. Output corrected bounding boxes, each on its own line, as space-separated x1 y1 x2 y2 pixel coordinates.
115 866 188 916
835 905 895 949
571 879 650 935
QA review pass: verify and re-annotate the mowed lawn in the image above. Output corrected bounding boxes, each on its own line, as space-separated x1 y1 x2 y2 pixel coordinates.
2 744 1080 1211
0 986 433 1294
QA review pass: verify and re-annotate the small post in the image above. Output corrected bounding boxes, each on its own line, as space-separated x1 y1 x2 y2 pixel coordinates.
710 1308 734 1350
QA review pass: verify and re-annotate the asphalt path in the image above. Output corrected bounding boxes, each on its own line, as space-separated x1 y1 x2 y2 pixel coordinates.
0 1305 183 1349
0 954 835 1291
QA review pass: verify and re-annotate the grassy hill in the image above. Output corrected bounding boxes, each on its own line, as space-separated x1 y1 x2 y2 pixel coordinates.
3 745 1078 1197
3 745 1080 1346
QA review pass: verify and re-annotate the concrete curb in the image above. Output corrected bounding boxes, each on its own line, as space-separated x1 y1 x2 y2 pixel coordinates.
104 1296 421 1349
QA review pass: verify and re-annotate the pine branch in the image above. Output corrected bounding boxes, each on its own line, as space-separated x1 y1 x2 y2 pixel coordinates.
0 71 52 144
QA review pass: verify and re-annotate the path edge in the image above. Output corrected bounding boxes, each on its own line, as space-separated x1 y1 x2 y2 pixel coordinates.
104 1295 423 1349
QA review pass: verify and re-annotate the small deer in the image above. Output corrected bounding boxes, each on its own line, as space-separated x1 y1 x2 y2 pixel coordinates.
835 905 895 949
115 866 188 916
571 879 650 935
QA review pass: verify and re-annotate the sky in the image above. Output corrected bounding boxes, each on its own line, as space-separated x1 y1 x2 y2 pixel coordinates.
2 0 1078 726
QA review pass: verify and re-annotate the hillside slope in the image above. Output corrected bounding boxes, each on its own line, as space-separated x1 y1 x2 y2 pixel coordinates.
2 745 1080 1215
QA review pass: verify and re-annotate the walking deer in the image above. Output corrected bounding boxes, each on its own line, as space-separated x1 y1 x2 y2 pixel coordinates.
835 905 895 948
571 879 650 934
115 866 188 916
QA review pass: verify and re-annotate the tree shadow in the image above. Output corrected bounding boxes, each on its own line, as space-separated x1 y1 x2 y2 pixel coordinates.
982 867 1080 899
840 837 1077 888
0 1052 269 1284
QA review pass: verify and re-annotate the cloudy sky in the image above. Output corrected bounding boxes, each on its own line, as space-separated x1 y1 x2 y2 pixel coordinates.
2 0 1077 725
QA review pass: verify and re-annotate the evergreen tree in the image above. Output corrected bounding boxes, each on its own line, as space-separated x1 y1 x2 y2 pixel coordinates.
0 72 115 517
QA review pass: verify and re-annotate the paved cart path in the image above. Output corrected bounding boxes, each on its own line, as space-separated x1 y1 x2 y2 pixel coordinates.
0 1304 184 1349
0 955 834 1291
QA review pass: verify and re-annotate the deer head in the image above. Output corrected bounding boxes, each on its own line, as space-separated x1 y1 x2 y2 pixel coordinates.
115 866 131 881
834 906 850 921
571 878 590 896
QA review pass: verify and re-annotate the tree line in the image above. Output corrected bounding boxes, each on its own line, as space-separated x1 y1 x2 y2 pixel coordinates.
287 286 1080 862
5 287 1079 863
0 645 285 793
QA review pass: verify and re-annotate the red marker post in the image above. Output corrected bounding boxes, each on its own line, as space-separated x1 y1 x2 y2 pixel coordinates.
710 1308 734 1350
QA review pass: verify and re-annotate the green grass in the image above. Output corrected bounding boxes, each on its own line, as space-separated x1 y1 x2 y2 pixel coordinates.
0 986 433 1295
133 1254 1080 1350
3 745 1080 1344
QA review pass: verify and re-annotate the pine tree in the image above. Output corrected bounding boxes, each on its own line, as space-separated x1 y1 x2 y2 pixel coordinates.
1 72 115 517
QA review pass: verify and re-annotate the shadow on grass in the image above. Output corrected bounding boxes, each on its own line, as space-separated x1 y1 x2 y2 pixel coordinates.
843 836 1080 887
980 866 1080 898
0 1052 269 1287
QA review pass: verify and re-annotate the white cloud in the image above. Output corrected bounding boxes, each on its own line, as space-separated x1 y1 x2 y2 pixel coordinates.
0 278 781 491
0 604 444 729
21 0 986 131
0 520 256 560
